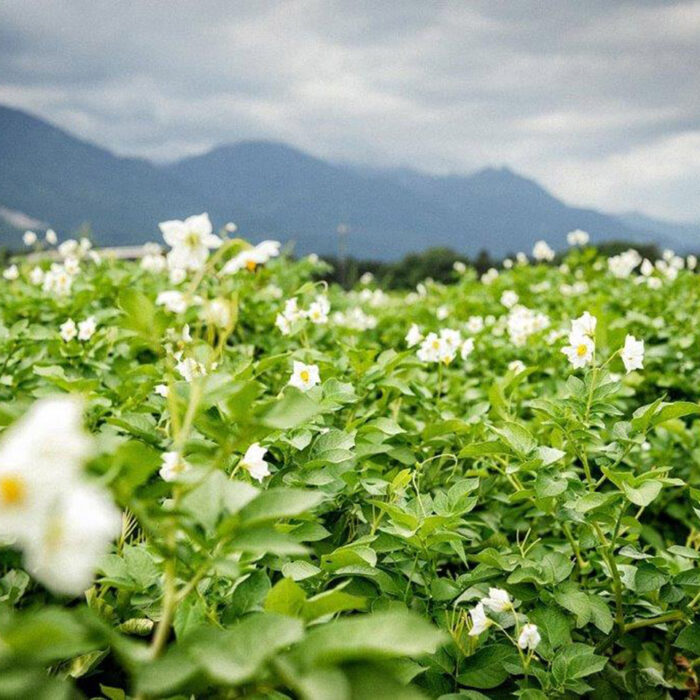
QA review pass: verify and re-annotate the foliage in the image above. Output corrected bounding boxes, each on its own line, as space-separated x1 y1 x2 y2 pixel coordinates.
1 233 700 699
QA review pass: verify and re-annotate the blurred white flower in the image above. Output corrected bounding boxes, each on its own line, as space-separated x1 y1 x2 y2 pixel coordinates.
508 360 526 374
45 228 58 245
3 265 19 281
500 290 519 308
156 290 188 314
78 317 97 341
240 443 270 482
176 357 206 382
466 316 484 334
23 230 37 246
203 298 232 328
159 451 191 482
222 240 281 274
460 337 475 360
571 311 596 339
621 334 644 373
29 266 44 285
532 240 555 262
567 229 589 246
60 319 77 342
406 323 423 348
307 295 330 324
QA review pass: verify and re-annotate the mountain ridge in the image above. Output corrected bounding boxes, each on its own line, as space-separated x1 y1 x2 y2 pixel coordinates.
0 104 695 259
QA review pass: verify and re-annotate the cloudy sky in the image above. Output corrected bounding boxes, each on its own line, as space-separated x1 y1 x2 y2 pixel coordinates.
1 0 699 221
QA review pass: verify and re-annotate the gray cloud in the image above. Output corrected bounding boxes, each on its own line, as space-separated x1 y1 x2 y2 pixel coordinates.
1 0 699 220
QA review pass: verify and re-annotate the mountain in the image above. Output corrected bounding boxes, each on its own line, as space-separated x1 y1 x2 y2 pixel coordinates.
617 212 700 251
0 105 251 247
0 104 691 259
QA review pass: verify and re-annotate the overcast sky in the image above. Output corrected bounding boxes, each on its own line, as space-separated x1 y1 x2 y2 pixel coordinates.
1 0 699 221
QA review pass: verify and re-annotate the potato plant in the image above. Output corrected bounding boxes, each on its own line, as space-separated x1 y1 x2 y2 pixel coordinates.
1 221 700 699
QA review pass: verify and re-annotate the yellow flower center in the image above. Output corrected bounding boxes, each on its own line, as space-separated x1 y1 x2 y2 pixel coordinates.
0 475 26 506
246 260 257 272
576 343 588 357
185 232 200 248
432 340 440 350
300 370 310 383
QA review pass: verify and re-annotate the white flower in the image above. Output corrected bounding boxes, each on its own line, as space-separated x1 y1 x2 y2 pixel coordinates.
333 307 377 331
156 290 188 314
567 229 589 246
481 268 499 284
159 213 222 271
417 333 443 363
562 333 595 369
222 240 281 274
460 337 475 360
359 272 374 285
60 319 77 342
405 324 423 348
203 298 232 328
453 260 466 273
440 328 462 352
482 587 512 613
45 228 58 245
508 360 526 374
24 482 120 596
0 397 116 595
78 317 97 341
640 259 654 277
687 255 697 271
43 265 73 296
58 239 79 259
169 267 187 284
141 252 167 273
275 313 292 335
466 316 484 334
468 602 492 636
503 258 513 269
571 311 597 339
518 623 541 651
3 265 19 281
532 240 555 262
29 266 44 285
159 451 191 482
79 237 92 253
23 230 37 246
307 295 330 324
154 384 169 398
516 252 528 265
240 443 270 482
500 290 519 308
608 249 641 278
225 221 238 233
436 305 449 320
176 357 206 382
288 361 321 391
620 334 644 374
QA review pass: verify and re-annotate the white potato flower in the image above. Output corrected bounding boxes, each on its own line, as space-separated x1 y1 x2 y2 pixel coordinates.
468 602 492 636
453 261 466 273
482 587 512 613
517 623 541 650
154 384 169 398
532 240 555 262
24 483 120 596
240 443 270 482
3 265 19 281
481 268 499 284
406 324 423 348
60 319 78 342
562 333 595 369
78 317 97 341
159 451 191 482
460 337 475 360
570 311 596 339
307 295 330 324
500 290 519 308
29 266 44 285
58 239 79 259
23 230 37 246
222 240 281 274
156 290 188 314
436 305 449 320
64 257 80 276
288 361 321 391
508 360 526 374
620 334 644 373
417 333 443 363
687 255 697 270
159 213 222 271
567 229 589 246
176 357 207 382
466 316 484 334
203 298 232 328
45 228 58 245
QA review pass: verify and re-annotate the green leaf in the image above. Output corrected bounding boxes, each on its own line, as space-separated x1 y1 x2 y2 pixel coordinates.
239 488 324 526
291 610 446 668
552 643 607 684
675 623 700 655
457 644 519 689
492 421 536 456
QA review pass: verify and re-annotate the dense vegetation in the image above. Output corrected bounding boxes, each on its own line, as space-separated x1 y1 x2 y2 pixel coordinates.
1 220 700 699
